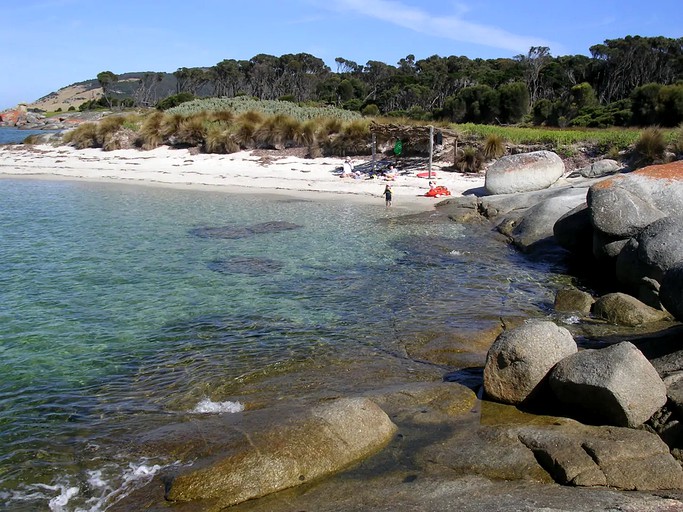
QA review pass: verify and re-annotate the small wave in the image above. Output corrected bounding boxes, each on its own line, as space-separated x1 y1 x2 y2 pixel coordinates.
3 460 167 512
191 398 245 414
449 250 463 256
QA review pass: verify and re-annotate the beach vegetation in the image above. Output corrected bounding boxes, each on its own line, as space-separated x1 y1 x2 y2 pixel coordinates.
156 92 195 111
204 124 239 154
633 127 667 165
670 123 683 156
63 122 99 149
454 146 482 173
138 111 165 149
238 110 265 125
482 133 506 160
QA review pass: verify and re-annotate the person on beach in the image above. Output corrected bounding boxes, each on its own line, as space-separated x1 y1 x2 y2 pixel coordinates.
382 184 392 207
341 157 353 178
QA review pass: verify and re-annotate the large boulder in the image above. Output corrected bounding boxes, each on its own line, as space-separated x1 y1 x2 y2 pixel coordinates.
485 151 565 195
165 397 397 508
549 341 667 427
591 292 670 326
615 215 683 302
660 262 683 322
587 161 683 249
553 203 593 257
496 188 586 253
483 320 577 405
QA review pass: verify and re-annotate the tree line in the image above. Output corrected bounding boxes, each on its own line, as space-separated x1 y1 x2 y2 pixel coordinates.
92 35 682 129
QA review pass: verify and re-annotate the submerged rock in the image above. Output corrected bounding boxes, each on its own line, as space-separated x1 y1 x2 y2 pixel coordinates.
207 256 284 275
189 221 302 239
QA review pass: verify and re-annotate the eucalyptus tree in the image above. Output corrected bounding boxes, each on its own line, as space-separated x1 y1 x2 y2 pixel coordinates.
590 36 683 103
97 71 118 108
516 46 552 106
174 67 210 95
211 59 246 97
133 72 164 107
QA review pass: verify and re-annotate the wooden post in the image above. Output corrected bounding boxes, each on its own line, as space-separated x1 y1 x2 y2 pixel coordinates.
371 133 376 171
453 138 459 167
428 125 434 179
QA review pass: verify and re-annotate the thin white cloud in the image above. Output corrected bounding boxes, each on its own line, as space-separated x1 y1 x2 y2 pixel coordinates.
325 0 556 54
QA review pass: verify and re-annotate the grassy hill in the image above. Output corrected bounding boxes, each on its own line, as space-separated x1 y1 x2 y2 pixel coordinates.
27 72 177 112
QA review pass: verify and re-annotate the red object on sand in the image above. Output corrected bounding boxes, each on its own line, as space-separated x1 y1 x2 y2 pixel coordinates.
416 172 437 178
425 186 451 197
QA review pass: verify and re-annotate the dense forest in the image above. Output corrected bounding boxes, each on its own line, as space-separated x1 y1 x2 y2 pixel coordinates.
86 35 682 129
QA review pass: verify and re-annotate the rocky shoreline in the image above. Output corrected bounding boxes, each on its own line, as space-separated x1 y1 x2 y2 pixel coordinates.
106 152 683 511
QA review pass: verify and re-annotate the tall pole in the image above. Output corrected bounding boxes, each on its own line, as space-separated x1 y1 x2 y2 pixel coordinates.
428 125 434 179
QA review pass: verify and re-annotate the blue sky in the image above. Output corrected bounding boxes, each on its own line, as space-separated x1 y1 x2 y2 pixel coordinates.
1 0 680 110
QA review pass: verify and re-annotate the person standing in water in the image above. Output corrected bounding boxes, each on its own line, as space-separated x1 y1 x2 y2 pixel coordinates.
382 184 392 207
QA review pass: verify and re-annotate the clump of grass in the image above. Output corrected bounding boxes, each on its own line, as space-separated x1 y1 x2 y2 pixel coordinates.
482 133 505 160
234 120 257 148
238 110 264 125
634 127 666 165
204 124 239 154
138 111 165 149
174 114 208 147
63 122 99 149
321 119 371 156
454 146 483 173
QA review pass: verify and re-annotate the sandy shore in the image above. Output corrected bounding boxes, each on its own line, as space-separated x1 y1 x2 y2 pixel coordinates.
0 144 485 207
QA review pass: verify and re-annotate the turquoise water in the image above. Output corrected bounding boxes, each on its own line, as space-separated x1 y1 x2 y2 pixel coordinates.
0 178 559 510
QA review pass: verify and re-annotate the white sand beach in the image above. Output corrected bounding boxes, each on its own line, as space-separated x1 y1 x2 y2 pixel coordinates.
0 144 485 207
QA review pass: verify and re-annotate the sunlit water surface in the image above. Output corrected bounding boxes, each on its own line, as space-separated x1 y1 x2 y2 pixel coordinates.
0 178 563 510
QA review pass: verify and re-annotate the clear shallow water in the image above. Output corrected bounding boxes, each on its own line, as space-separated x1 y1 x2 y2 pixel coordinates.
0 178 561 510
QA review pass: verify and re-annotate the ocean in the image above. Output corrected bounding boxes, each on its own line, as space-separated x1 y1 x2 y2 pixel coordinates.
0 127 61 145
0 177 563 510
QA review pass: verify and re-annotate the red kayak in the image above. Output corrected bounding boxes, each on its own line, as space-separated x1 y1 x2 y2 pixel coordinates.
416 172 437 178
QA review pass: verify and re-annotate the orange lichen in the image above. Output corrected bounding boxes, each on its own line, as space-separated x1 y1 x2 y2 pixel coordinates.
633 161 683 180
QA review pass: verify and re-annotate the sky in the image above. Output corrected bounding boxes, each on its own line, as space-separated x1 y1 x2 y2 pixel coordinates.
1 0 680 110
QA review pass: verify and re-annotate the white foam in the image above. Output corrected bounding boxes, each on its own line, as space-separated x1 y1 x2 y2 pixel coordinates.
5 459 169 512
192 398 245 414
562 315 581 324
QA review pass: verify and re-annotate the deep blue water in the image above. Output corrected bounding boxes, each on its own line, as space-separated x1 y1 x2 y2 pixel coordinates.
0 178 561 510
0 127 60 144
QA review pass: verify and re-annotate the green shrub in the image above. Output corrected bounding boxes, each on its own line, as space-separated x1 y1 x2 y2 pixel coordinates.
361 104 380 117
668 123 683 156
156 92 195 111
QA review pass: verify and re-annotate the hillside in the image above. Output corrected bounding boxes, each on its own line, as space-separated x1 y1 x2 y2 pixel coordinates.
24 72 177 112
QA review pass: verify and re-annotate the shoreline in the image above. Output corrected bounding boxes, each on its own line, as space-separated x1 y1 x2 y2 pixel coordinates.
0 143 486 209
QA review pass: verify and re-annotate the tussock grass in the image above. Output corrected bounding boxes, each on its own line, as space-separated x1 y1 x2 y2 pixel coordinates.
482 133 505 160
634 127 666 165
